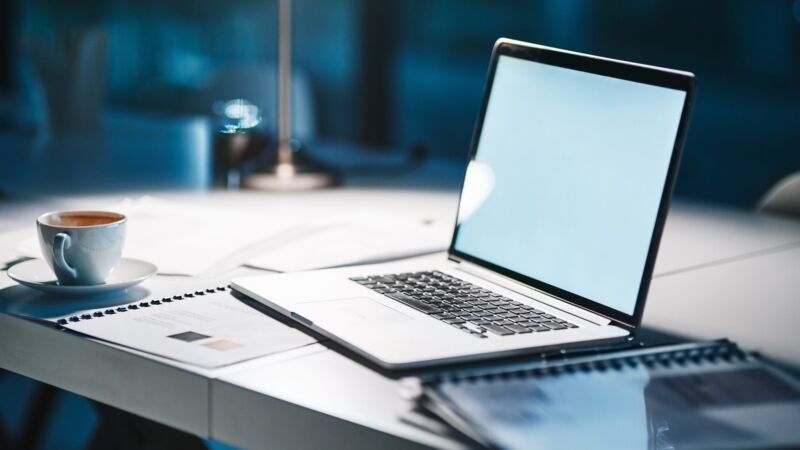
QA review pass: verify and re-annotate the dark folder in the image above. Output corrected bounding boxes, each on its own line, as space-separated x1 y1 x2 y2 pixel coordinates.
419 341 800 450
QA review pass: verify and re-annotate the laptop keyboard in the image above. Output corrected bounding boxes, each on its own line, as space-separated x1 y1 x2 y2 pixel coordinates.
349 271 577 338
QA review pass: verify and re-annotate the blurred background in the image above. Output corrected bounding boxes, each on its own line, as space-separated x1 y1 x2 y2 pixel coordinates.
0 0 798 204
1 1 799 448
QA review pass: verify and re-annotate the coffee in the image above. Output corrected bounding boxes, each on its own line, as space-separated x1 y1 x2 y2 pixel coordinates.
42 211 125 228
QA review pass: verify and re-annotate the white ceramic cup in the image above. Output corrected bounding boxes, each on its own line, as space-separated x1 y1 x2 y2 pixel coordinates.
37 211 126 285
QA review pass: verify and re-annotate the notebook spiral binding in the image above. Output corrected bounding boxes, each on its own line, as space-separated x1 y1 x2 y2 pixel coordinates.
55 285 231 326
427 340 749 385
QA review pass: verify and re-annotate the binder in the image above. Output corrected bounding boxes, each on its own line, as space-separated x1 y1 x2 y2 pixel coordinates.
418 340 800 450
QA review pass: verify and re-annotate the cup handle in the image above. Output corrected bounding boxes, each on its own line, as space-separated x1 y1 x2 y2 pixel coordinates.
53 232 78 279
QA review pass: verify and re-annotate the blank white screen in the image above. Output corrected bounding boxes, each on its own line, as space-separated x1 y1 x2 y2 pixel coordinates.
454 55 686 315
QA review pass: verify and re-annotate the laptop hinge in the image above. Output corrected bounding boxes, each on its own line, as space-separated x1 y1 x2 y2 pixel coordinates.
448 257 615 327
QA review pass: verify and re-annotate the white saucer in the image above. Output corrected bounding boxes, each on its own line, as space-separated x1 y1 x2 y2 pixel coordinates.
7 258 157 296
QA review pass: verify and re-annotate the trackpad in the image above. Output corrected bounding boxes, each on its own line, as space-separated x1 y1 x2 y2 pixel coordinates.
294 297 413 326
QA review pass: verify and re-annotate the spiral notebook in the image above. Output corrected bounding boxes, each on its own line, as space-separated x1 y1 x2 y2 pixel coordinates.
419 341 800 450
52 286 316 368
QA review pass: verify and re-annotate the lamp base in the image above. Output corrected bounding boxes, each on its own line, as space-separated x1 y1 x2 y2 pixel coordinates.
243 145 339 191
244 165 337 191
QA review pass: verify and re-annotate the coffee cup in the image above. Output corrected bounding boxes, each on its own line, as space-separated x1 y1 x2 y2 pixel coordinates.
37 211 126 285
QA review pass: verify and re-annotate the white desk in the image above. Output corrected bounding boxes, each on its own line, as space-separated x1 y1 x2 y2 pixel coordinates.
1 188 799 449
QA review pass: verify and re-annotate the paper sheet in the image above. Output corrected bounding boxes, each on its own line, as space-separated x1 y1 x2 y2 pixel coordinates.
59 289 316 368
244 215 453 272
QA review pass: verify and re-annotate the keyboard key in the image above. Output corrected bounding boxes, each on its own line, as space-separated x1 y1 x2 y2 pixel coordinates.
462 322 484 334
483 324 515 336
385 292 441 314
371 276 396 284
506 324 532 334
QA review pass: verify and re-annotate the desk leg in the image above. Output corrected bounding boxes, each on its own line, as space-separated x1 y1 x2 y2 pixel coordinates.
88 402 206 450
17 382 59 450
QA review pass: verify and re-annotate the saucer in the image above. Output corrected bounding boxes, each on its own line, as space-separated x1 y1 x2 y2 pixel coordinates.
7 258 157 296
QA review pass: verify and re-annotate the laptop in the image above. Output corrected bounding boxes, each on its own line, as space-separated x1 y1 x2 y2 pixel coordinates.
233 38 695 369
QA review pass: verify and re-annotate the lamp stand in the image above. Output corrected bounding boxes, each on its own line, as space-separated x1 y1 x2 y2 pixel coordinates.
244 0 337 191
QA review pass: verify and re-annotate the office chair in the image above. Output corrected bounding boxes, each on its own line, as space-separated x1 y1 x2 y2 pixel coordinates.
758 172 800 218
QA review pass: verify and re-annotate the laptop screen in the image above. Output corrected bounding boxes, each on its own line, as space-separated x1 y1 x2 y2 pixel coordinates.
452 52 688 317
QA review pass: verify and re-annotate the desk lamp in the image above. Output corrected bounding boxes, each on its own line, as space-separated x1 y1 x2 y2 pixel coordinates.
244 0 338 190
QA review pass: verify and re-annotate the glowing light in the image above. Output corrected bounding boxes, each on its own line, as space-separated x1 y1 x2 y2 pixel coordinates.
456 161 496 224
221 99 261 129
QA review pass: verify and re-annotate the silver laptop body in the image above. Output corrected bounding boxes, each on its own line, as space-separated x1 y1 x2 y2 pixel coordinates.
233 38 695 369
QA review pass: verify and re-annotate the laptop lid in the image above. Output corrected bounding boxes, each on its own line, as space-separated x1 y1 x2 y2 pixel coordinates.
448 39 695 330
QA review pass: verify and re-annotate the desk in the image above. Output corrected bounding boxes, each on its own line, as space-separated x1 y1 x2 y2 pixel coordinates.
1 188 799 449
